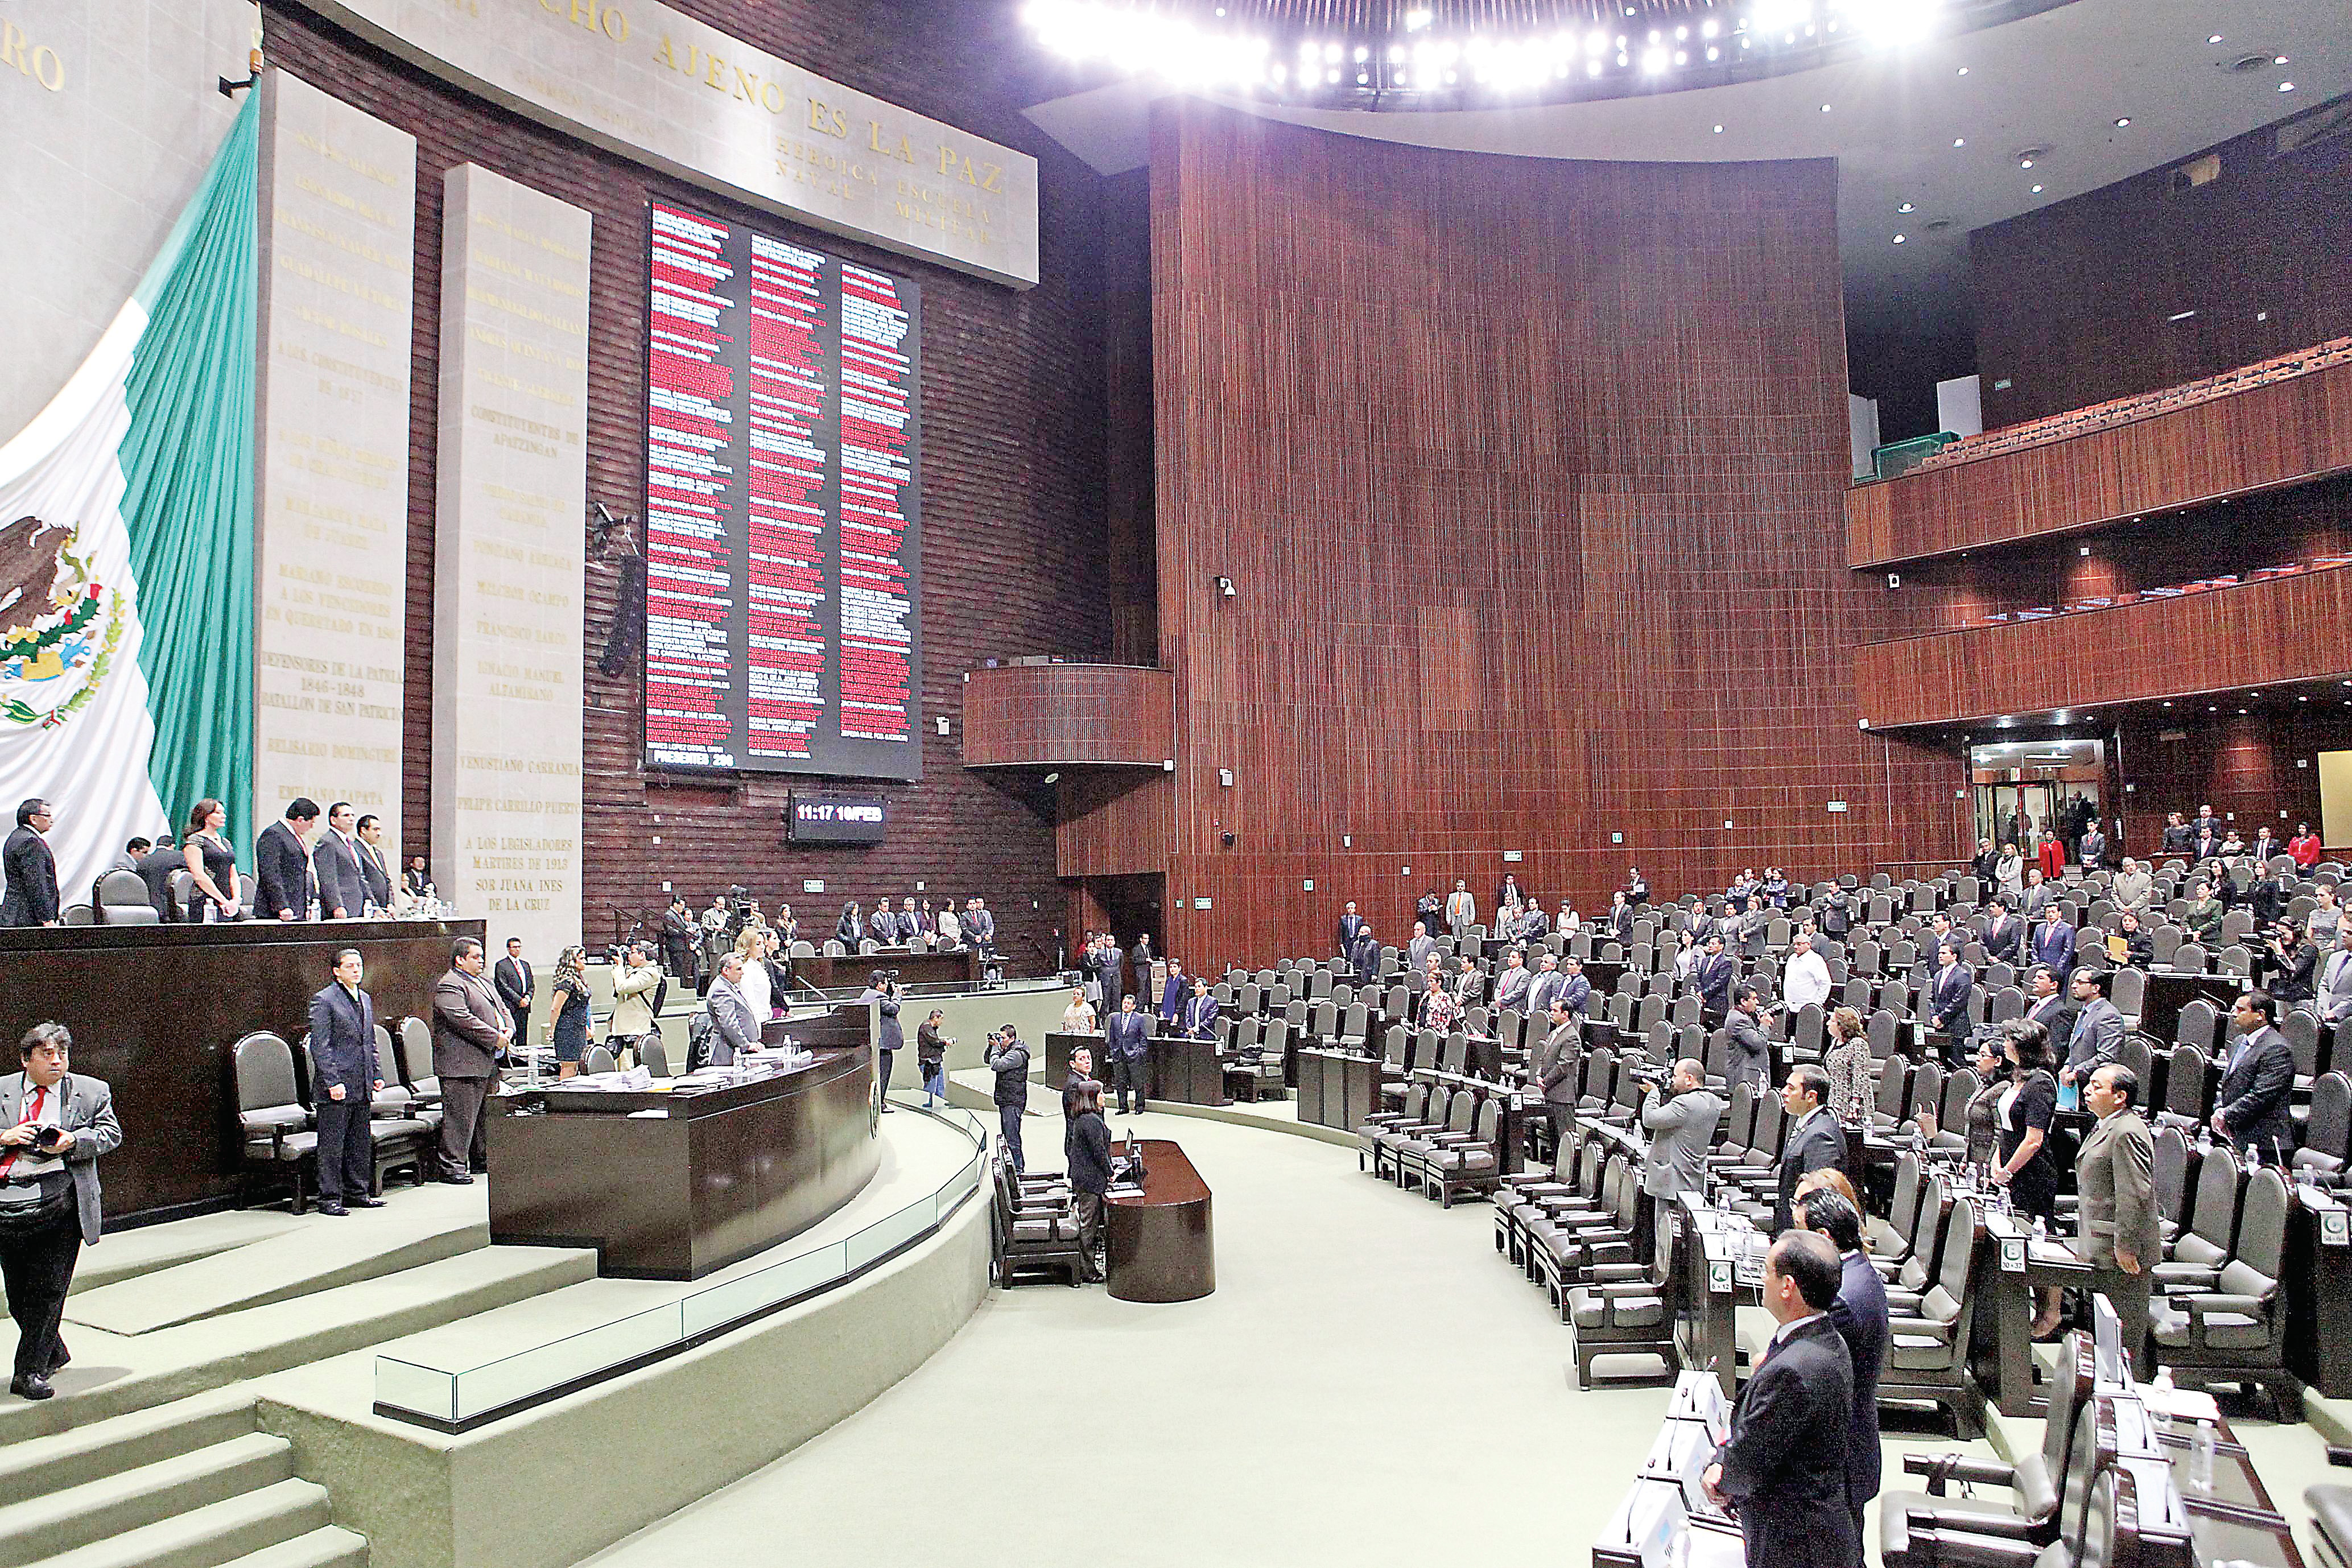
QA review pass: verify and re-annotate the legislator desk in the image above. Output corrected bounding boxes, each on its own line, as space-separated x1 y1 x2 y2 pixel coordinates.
1153 1033 1229 1106
1104 1138 1215 1302
1296 1047 1382 1131
2137 969 2243 1044
790 949 978 992
485 1042 877 1279
0 916 484 1224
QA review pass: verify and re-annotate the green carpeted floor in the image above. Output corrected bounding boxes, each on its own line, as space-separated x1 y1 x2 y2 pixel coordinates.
578 1104 2009 1566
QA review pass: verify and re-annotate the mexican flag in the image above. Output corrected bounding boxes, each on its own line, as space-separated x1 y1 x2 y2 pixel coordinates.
0 95 257 905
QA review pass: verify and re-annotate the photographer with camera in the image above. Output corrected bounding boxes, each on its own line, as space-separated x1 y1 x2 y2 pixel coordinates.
860 970 903 1114
2 1023 122 1402
917 1009 950 1109
984 1026 1030 1171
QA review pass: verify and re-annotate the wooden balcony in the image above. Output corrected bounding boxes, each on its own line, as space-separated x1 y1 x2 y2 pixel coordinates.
1848 356 2352 570
960 663 1174 769
1853 566 2352 731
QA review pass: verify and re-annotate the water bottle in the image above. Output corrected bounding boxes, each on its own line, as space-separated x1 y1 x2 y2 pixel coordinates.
308 896 321 922
2189 1418 2215 1491
2149 1367 2175 1436
2197 1125 2214 1156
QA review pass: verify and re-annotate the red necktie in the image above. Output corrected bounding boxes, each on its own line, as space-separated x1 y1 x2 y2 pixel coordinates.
0 1087 49 1180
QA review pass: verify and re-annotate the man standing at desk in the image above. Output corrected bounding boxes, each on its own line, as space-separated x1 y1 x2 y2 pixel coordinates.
0 799 60 928
1104 994 1150 1116
1179 976 1219 1041
1336 901 1365 959
1702 1231 1860 1568
431 938 510 1183
307 949 384 1216
2077 1063 2159 1364
1726 985 1773 1094
255 799 320 921
494 939 534 1065
2213 991 2295 1165
1772 1065 1843 1235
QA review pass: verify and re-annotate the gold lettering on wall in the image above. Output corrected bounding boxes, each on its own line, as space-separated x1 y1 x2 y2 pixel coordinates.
1 20 68 92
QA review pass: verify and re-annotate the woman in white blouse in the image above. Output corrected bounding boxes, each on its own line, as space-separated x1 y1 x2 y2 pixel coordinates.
733 927 771 1022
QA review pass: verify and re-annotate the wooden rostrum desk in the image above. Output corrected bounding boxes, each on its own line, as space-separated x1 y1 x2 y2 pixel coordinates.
1104 1138 1215 1303
485 1045 877 1280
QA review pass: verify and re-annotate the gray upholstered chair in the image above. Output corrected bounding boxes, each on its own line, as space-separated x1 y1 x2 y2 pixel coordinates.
1880 1192 1986 1435
96 868 159 925
234 1031 318 1214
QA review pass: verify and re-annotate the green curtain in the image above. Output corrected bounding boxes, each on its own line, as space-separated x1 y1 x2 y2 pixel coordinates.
120 94 258 851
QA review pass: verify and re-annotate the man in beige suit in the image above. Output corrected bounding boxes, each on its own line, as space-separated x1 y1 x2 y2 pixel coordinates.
2075 1063 2160 1365
431 938 511 1183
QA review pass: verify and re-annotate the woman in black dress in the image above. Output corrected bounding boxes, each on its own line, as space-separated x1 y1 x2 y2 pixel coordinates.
180 798 242 921
549 946 592 1079
1990 1018 2062 1336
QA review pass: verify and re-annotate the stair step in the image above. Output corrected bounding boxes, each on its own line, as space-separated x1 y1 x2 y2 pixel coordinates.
0 1388 255 1505
29 1478 329 1568
215 1527 367 1568
0 1434 292 1568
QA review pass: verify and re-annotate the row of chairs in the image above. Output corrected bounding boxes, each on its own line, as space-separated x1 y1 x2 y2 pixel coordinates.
232 1018 448 1211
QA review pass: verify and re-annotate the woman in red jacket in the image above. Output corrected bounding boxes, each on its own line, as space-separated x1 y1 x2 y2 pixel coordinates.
2289 823 2324 870
2035 828 2066 882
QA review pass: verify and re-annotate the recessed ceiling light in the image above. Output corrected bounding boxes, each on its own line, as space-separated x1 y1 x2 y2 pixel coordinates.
2114 117 2131 127
1899 201 1916 213
1893 234 1906 244
1821 103 1832 113
2279 81 2296 93
1953 137 1966 147
2031 184 2044 193
2275 55 2290 64
1956 66 1969 76
2208 33 2223 44
1714 123 1724 133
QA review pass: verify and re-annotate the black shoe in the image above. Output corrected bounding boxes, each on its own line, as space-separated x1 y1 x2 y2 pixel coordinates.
318 1201 349 1216
352 1195 387 1208
437 1172 475 1185
10 1374 53 1401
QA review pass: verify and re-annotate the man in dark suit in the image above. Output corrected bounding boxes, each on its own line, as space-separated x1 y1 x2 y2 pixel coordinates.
2213 991 2295 1163
1798 1187 1888 1546
0 799 60 928
1695 933 1738 1025
1104 993 1150 1116
1494 949 1532 1012
134 833 183 922
1158 960 1188 1026
431 938 510 1182
2031 908 2076 983
306 948 383 1215
354 814 397 911
313 802 367 921
1336 901 1365 959
1128 935 1154 1000
1982 898 2024 965
868 903 901 945
1179 976 1219 1041
1773 1064 1845 1235
2023 964 2071 1039
255 798 321 921
1095 936 1127 1016
2192 808 2222 861
1726 984 1773 1092
1534 997 1581 1132
493 938 534 1064
0 1022 123 1400
1703 1230 1860 1568
1350 926 1380 988
1926 942 1974 1066
1557 956 1592 1020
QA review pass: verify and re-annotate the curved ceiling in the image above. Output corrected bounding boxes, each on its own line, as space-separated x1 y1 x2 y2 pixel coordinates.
1021 0 2350 336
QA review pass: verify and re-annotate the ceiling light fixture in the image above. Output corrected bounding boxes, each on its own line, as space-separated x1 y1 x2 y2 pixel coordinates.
1899 201 1916 212
1953 137 1966 147
1892 233 1906 243
2207 34 2223 44
2114 116 2131 127
2279 81 2296 92
2031 184 2044 193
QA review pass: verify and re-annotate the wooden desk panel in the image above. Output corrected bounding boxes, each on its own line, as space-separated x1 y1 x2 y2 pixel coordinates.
1104 1137 1214 1302
485 1045 877 1279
